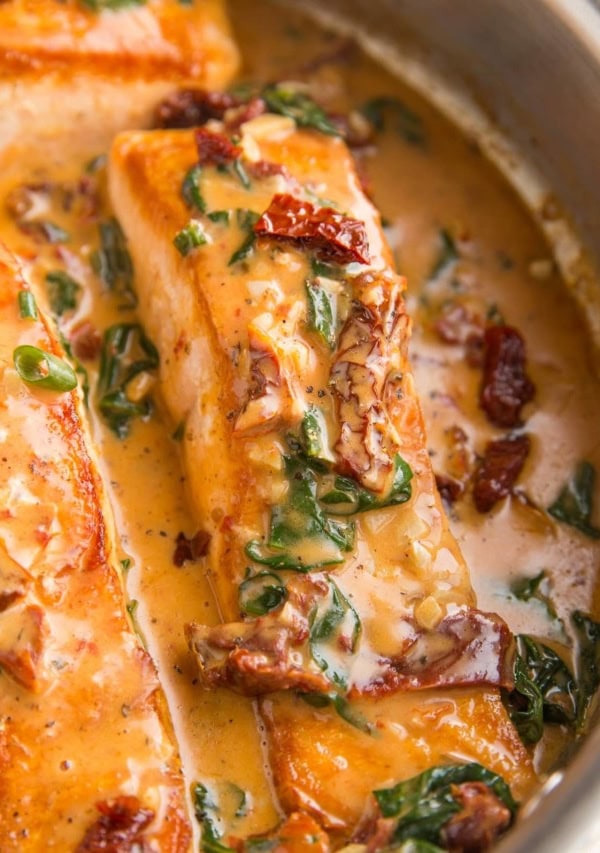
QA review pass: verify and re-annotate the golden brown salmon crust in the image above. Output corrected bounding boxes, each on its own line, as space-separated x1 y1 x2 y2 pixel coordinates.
0 0 239 168
0 247 191 852
109 119 537 842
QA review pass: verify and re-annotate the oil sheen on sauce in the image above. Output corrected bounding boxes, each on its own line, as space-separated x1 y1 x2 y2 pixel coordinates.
1 0 599 844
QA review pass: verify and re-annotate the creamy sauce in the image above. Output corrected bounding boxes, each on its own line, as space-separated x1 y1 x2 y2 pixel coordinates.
1 0 599 847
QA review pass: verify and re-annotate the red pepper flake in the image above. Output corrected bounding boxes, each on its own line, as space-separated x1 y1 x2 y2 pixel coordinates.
254 193 371 265
480 325 535 427
76 796 154 853
173 530 211 567
473 433 530 513
154 88 241 128
194 127 241 167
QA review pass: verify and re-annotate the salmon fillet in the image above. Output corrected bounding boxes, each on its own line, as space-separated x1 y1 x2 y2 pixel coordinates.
0 246 191 851
0 0 239 171
109 113 536 842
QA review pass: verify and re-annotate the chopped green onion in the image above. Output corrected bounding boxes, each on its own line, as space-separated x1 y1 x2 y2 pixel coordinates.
13 345 77 392
174 220 209 256
17 290 38 320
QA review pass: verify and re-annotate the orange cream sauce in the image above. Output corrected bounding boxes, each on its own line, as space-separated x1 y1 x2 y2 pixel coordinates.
0 0 599 845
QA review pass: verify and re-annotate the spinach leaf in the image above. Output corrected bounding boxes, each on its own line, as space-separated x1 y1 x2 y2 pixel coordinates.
181 164 206 213
45 270 81 317
504 651 545 745
97 323 159 437
320 453 413 514
309 579 361 687
239 571 287 616
510 570 556 619
572 610 600 728
361 96 425 146
301 691 372 735
269 455 355 553
262 84 340 136
229 209 260 266
548 461 600 539
91 217 137 307
244 539 341 571
305 279 337 349
300 406 333 462
428 228 458 281
374 763 516 846
518 635 577 725
192 783 235 853
504 635 577 743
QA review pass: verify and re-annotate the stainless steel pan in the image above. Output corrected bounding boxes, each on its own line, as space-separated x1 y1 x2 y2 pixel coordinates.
282 1 600 849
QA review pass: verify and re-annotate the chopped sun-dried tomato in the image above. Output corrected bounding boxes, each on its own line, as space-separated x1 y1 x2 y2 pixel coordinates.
194 127 241 167
70 321 102 361
154 88 241 129
441 781 512 852
224 97 267 131
480 325 535 427
473 433 531 513
76 796 154 853
254 193 371 265
173 530 211 567
248 160 290 180
436 473 464 504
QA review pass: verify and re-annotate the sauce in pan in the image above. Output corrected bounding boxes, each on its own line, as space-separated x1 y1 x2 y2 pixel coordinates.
1 0 599 846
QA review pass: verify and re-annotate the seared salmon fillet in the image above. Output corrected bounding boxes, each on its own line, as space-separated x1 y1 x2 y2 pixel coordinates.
0 0 238 170
109 109 536 844
0 246 191 851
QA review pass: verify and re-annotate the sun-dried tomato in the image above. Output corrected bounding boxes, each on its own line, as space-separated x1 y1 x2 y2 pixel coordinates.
254 193 371 265
76 796 154 853
194 127 242 167
473 433 530 513
480 325 535 427
435 302 483 346
173 530 211 567
70 321 102 361
154 88 240 129
441 782 512 852
248 160 290 180
436 473 464 504
224 97 267 131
